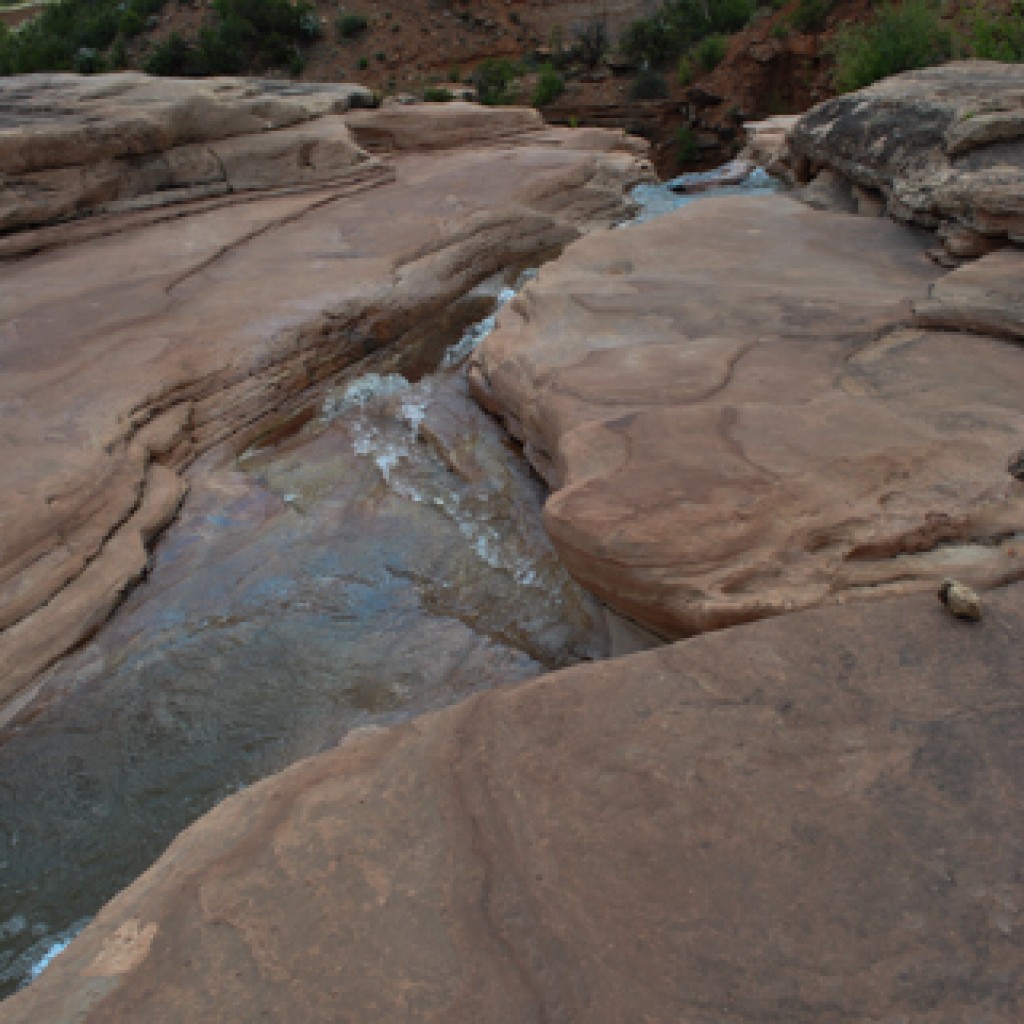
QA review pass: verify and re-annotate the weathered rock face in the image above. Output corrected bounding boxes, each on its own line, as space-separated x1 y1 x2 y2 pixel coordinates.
0 73 652 715
471 194 1024 638
787 62 1024 258
3 582 1021 1023
0 73 380 233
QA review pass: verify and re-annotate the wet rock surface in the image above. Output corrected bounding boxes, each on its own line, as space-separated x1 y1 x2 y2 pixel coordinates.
0 75 650 714
3 583 1022 1023
0 357 609 995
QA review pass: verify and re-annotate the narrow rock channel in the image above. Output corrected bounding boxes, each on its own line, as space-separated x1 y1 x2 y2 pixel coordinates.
0 164 781 996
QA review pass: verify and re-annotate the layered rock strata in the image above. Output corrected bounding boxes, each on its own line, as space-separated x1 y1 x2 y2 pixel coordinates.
3 583 1021 1023
0 74 651 713
786 62 1024 261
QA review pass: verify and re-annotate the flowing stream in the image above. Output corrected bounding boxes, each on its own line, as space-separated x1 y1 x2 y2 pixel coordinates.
0 165 780 997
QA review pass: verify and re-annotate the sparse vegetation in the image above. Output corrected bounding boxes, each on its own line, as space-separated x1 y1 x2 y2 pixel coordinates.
533 62 566 106
830 0 951 92
675 124 698 164
967 0 1024 60
0 0 166 74
335 13 368 41
630 67 669 99
695 33 728 71
473 57 519 105
423 86 454 101
792 0 833 33
621 0 756 67
677 54 693 84
143 0 322 77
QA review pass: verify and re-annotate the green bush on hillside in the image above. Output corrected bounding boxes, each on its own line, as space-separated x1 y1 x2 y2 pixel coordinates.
695 33 728 71
533 62 566 106
620 0 756 67
335 12 368 40
792 0 833 33
830 0 951 92
144 0 322 76
675 124 698 164
0 0 165 74
473 58 518 105
968 1 1024 61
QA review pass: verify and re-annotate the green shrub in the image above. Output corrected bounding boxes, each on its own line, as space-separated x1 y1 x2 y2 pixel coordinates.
473 58 518 105
792 0 832 33
830 0 951 92
358 55 369 69
620 0 755 67
0 0 166 73
448 64 461 82
695 33 727 71
336 12 367 39
967 1 1024 61
145 32 206 74
677 54 692 84
675 124 698 164
423 86 454 101
533 62 566 105
143 0 322 76
630 68 669 99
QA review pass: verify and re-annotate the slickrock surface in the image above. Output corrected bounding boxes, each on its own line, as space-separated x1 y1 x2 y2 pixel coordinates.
0 73 379 233
471 195 1024 637
787 62 1024 259
2 582 1021 1023
0 74 651 713
913 245 1024 342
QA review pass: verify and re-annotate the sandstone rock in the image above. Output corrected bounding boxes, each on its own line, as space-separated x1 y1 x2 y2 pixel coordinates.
3 583 1022 1022
740 113 798 181
913 246 1024 342
472 195 1024 638
787 62 1024 254
345 100 544 151
0 74 652 712
669 158 754 194
796 165 856 213
0 73 380 232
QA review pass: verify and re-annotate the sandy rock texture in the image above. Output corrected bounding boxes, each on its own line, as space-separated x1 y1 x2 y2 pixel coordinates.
0 73 651 714
0 73 378 233
471 193 1024 637
2 582 1021 1023
787 62 1024 260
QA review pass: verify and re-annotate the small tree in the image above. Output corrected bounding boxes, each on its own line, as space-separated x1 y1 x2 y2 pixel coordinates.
533 63 566 106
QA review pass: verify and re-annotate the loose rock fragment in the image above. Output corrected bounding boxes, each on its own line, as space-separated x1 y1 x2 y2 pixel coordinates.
938 578 982 621
1009 450 1024 481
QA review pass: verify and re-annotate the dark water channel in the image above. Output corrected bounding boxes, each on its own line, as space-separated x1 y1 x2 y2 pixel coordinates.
0 167 781 997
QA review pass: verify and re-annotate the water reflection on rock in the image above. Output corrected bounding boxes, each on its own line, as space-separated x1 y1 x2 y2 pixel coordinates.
0 303 608 996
